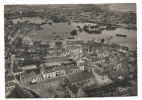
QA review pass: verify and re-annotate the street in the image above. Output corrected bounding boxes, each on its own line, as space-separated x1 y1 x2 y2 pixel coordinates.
10 54 15 73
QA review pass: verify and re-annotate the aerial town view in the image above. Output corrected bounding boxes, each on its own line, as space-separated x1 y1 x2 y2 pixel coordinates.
4 3 137 98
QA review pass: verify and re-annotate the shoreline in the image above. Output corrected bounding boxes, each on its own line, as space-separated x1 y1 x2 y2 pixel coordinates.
108 3 136 12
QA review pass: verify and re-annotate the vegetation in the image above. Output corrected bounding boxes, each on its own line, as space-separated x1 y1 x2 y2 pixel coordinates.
70 30 77 36
106 23 116 30
79 28 83 32
101 38 105 43
17 37 22 43
51 15 68 23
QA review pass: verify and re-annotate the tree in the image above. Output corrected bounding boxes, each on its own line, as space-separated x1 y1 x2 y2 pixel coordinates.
70 30 77 36
79 28 83 32
17 37 22 43
101 38 105 43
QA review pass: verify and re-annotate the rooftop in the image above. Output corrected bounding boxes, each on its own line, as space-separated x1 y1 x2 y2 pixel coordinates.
24 68 41 74
22 64 37 71
5 82 15 87
92 57 105 62
63 65 79 71
109 68 130 79
21 73 42 80
5 75 15 82
68 70 95 83
40 57 71 63
69 85 78 95
44 66 63 73
13 68 23 73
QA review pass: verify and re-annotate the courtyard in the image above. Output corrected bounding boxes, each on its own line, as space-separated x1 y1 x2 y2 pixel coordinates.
92 67 113 86
22 76 68 98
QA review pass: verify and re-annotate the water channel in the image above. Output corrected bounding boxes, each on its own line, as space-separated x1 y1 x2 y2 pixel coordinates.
10 17 137 51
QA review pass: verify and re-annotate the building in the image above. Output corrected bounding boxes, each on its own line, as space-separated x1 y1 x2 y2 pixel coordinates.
55 41 63 48
41 66 66 79
129 63 136 72
91 57 106 66
50 43 55 48
21 64 37 71
27 47 36 52
69 85 85 97
77 59 85 71
5 74 15 83
5 75 15 92
13 68 25 76
42 57 76 67
38 43 50 49
114 63 122 70
117 46 129 53
44 48 56 57
15 55 25 61
67 71 96 88
64 65 80 74
5 82 15 92
44 48 66 58
66 40 84 46
108 68 130 80
95 63 113 74
20 73 43 84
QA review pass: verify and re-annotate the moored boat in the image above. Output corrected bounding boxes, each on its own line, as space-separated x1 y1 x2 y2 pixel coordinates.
68 22 71 25
116 34 127 37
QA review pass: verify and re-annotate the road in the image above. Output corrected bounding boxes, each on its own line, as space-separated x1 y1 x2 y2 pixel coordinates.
10 54 15 73
92 67 113 86
10 30 20 44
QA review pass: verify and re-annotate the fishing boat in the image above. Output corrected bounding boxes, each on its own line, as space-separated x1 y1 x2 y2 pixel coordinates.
116 34 127 37
106 38 110 41
77 26 80 28
68 22 71 25
25 20 29 23
55 35 59 38
48 22 52 25
41 22 47 25
110 36 113 39
68 37 75 39
45 19 48 21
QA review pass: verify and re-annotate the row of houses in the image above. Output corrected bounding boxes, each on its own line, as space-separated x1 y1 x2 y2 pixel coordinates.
66 40 84 46
16 57 86 84
19 64 84 84
91 57 106 66
15 48 69 61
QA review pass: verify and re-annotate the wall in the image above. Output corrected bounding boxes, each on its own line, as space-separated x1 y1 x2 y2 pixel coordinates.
72 78 95 88
14 71 24 76
20 75 42 84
